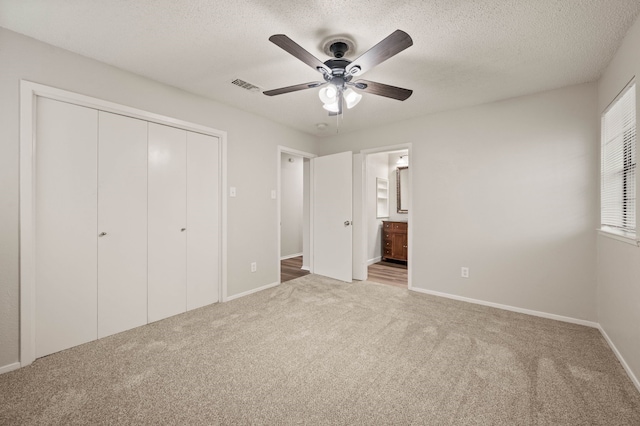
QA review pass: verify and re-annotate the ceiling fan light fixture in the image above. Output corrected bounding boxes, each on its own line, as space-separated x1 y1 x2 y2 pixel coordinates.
322 101 340 113
344 88 362 109
318 85 338 104
266 30 413 116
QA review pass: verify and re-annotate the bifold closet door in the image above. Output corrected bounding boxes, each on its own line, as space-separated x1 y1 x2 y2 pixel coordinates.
148 123 187 322
186 132 220 309
97 112 148 338
35 98 98 358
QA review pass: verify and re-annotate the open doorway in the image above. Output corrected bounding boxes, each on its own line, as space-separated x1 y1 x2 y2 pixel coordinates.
361 148 411 288
278 147 356 284
278 145 408 287
278 147 314 283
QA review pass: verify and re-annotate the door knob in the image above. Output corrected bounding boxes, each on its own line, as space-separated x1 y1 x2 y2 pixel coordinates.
99 232 107 237
181 228 186 232
344 221 352 226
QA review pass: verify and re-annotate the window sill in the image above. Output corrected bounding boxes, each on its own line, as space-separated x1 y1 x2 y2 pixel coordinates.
598 229 639 247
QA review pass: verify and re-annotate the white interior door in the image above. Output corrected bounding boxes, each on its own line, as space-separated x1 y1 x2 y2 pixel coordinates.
148 123 187 322
97 112 148 338
35 98 98 357
186 132 220 309
313 151 353 282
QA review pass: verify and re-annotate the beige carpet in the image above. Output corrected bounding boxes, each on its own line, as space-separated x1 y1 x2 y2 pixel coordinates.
1 275 639 425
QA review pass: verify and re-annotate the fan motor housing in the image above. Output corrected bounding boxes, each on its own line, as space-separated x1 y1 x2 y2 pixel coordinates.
321 59 353 84
324 59 351 72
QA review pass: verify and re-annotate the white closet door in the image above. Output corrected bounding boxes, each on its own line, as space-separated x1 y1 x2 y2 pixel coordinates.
97 112 148 338
186 132 220 309
148 123 187 322
35 98 98 358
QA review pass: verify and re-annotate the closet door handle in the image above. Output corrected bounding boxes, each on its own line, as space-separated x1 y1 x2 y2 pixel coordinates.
99 232 107 237
181 228 186 232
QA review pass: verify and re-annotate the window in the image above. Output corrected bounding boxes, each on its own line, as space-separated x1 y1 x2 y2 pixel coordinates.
601 81 636 238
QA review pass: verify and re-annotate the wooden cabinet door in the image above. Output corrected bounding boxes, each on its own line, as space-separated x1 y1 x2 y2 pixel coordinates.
398 233 408 261
391 233 402 260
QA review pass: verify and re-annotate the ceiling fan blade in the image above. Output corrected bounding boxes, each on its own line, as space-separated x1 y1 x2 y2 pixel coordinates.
354 80 413 101
269 34 331 74
346 30 413 76
263 81 326 96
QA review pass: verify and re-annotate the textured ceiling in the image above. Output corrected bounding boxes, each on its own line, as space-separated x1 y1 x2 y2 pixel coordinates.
1 0 639 137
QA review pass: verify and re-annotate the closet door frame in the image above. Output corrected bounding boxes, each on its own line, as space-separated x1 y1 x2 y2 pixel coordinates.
19 80 228 367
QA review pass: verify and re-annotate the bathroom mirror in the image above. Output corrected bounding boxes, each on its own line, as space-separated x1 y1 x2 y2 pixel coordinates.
396 166 408 213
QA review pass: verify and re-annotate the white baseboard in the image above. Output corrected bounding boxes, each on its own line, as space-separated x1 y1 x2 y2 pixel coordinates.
300 265 310 271
410 287 599 328
226 281 279 302
597 325 640 394
280 253 303 260
367 256 382 266
0 362 21 375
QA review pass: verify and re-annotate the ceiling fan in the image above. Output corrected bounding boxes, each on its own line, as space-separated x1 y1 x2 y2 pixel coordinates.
264 30 413 116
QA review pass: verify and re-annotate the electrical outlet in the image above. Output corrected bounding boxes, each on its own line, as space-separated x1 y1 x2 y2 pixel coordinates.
271 189 277 199
251 262 257 273
229 187 237 197
461 267 469 278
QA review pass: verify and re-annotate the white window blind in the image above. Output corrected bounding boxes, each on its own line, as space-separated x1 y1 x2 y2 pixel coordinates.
601 82 636 236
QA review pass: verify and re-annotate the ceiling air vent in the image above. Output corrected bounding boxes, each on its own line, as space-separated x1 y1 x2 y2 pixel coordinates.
231 78 261 93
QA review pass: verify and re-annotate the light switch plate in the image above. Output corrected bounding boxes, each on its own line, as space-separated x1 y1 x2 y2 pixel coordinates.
271 190 277 199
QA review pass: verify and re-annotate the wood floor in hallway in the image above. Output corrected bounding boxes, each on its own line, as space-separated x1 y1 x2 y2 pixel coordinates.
367 260 408 288
281 256 310 283
280 256 407 288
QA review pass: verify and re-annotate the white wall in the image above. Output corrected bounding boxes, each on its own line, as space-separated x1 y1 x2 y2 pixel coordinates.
366 152 389 263
0 28 318 370
597 14 640 387
280 153 304 258
320 82 599 322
